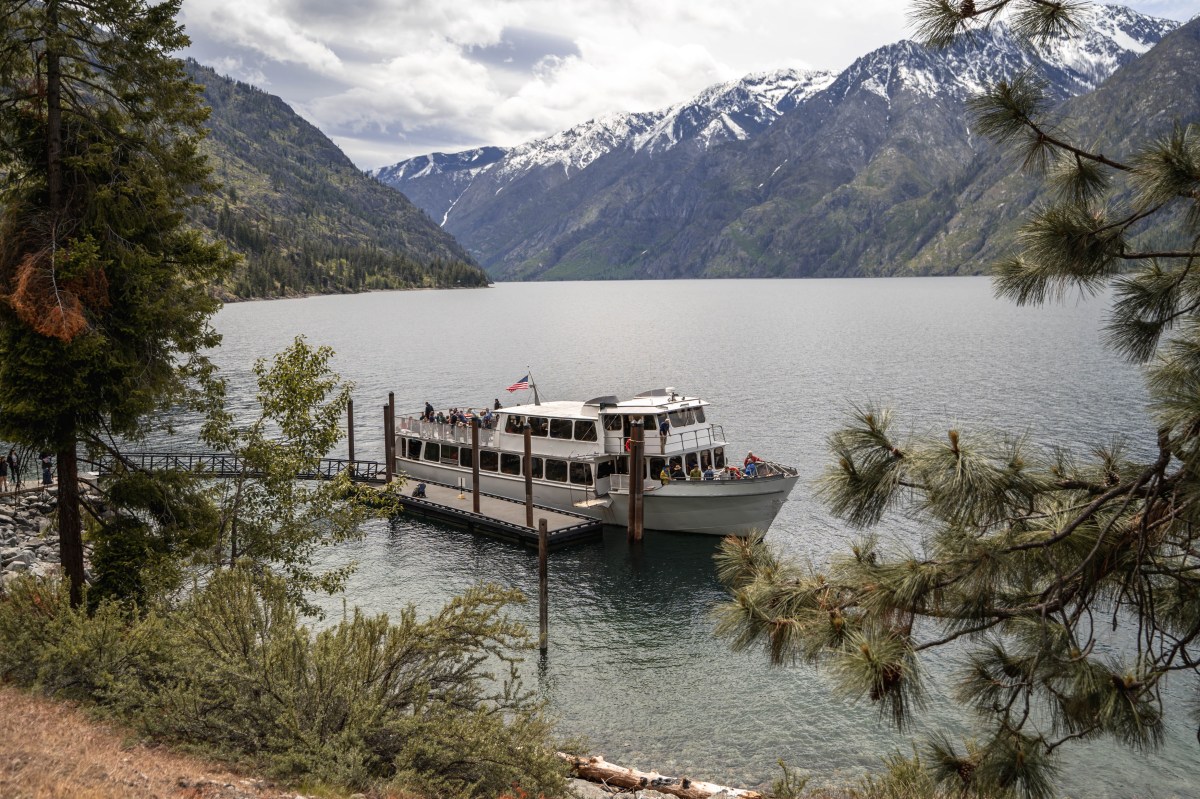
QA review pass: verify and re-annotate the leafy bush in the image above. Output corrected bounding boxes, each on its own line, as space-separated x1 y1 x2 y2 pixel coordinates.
0 571 565 798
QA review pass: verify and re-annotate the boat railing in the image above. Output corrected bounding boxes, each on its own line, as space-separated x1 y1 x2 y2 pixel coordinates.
397 416 500 448
608 475 660 492
609 424 727 455
608 460 794 490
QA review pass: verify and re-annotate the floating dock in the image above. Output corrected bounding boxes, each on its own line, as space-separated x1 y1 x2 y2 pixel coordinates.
80 452 602 550
397 478 602 548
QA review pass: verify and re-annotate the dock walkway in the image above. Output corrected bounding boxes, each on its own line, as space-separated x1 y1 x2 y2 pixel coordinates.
399 479 601 548
79 452 601 549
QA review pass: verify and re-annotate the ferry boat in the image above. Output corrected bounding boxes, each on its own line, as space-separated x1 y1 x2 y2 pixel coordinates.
393 388 799 536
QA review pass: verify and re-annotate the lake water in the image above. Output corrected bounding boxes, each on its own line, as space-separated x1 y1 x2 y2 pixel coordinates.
199 278 1195 798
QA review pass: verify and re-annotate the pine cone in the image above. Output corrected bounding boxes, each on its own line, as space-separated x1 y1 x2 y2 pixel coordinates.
961 0 977 16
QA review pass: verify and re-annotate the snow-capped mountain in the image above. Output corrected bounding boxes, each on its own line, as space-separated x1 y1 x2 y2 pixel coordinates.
376 4 1182 281
373 68 832 222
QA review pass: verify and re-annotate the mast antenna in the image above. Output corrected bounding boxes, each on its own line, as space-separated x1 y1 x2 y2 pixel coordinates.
527 367 541 406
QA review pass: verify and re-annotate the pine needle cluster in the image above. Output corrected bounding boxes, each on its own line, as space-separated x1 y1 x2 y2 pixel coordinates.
717 3 1200 797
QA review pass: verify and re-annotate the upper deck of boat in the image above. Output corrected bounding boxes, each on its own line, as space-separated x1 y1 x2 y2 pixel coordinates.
500 389 709 420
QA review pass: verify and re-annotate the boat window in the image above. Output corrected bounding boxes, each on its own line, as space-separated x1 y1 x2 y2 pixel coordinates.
405 439 421 460
480 450 498 472
531 457 543 479
615 457 628 475
460 447 473 468
603 415 623 432
694 407 706 423
528 417 549 437
549 418 573 439
545 459 567 482
649 457 665 478
423 443 440 462
669 456 682 471
442 446 459 466
700 451 712 470
597 460 615 479
570 462 593 485
500 453 521 475
574 420 597 442
669 410 688 427
714 447 725 468
685 452 698 471
504 415 523 434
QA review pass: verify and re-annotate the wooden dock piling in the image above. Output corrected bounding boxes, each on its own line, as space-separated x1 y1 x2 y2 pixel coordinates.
471 417 481 514
383 404 393 484
524 423 534 529
538 517 549 654
347 398 355 462
628 421 644 542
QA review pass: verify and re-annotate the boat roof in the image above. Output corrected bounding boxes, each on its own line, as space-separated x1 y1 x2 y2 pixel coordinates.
501 389 707 418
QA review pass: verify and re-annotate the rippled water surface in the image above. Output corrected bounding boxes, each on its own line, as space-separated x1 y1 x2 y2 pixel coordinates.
192 279 1195 797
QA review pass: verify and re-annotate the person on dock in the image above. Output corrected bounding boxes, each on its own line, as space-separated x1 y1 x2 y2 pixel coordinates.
0 454 8 492
6 449 19 489
413 482 427 498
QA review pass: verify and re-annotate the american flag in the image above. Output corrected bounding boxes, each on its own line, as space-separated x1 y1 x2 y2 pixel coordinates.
506 374 530 392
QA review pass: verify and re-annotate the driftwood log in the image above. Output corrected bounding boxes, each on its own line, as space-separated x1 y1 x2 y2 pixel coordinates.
558 752 764 799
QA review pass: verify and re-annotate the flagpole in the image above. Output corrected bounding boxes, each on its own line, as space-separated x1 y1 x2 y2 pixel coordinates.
527 367 541 406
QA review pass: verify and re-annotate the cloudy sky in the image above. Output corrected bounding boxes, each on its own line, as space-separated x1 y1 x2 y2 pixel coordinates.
179 0 1198 170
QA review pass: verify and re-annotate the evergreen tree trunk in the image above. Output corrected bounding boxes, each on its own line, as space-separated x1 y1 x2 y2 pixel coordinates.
57 445 84 606
45 0 83 607
45 0 63 213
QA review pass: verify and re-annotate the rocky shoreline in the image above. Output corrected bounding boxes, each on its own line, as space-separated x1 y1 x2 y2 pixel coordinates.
0 486 92 591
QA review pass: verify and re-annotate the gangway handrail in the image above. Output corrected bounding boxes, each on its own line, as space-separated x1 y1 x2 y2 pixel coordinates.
78 452 386 483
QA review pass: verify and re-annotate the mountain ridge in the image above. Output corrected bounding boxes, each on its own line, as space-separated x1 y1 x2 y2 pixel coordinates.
185 61 490 298
376 4 1179 281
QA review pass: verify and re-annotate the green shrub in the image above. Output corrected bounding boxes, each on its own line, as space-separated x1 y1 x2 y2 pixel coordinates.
0 575 169 702
0 570 565 797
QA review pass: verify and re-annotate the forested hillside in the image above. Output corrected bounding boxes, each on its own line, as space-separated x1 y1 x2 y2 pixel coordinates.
186 62 490 298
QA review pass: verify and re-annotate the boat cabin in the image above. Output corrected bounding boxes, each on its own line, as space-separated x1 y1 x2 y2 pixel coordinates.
395 388 731 495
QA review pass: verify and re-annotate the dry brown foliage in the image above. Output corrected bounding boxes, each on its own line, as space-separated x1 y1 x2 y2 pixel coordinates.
8 251 109 342
0 685 377 799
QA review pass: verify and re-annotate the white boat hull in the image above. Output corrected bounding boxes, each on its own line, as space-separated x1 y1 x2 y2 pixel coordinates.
394 459 796 536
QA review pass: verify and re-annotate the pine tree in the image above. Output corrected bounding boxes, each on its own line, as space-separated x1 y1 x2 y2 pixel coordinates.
716 3 1200 797
0 0 235 605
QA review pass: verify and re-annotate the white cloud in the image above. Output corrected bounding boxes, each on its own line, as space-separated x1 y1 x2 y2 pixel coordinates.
179 0 1197 168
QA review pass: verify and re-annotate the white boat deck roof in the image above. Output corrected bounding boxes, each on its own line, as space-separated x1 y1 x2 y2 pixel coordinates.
501 400 592 417
501 391 708 418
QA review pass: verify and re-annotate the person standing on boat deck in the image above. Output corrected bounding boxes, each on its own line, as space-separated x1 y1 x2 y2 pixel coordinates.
703 466 715 480
744 451 762 467
424 401 434 421
671 463 685 480
494 398 502 410
659 467 670 486
658 417 670 453
688 464 702 481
